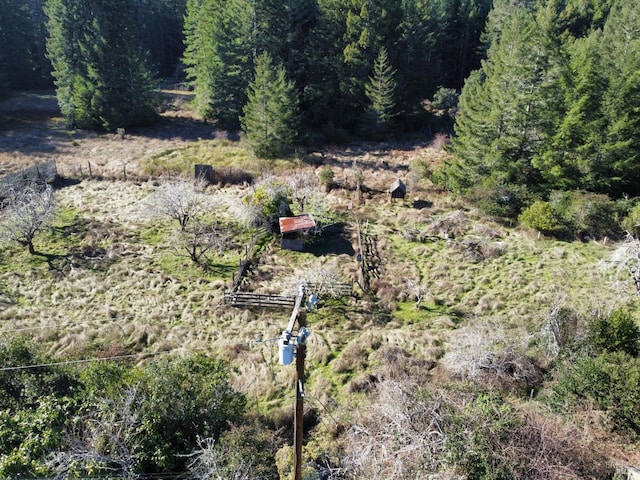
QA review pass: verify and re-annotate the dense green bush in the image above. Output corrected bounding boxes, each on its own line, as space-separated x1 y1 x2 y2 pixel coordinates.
469 181 531 220
317 167 335 191
134 354 247 472
442 390 615 479
621 201 640 236
550 351 640 437
0 336 77 410
548 191 620 240
189 419 284 480
588 309 640 357
0 342 247 479
547 309 640 437
432 86 459 112
518 200 562 234
242 180 293 231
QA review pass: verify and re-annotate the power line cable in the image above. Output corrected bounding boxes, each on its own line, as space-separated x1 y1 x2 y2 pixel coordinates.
0 335 281 372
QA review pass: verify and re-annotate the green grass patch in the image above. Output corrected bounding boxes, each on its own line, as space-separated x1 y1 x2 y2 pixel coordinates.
392 301 447 324
140 139 253 176
140 138 312 178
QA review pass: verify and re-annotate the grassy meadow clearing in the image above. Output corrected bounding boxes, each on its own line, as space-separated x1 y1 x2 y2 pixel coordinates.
1 92 639 476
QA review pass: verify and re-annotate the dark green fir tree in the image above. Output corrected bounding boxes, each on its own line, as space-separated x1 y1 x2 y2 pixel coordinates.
364 47 397 136
45 0 158 131
241 52 301 159
183 0 253 128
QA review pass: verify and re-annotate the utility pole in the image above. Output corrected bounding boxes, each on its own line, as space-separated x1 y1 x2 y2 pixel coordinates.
278 285 310 480
293 308 307 480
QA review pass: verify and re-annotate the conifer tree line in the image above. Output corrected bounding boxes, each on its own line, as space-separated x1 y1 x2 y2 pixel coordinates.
2 0 640 198
440 0 640 202
181 0 492 142
1 0 491 136
0 0 185 97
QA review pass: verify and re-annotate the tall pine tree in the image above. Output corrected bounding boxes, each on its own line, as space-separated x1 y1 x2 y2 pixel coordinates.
0 0 46 91
46 0 158 131
599 0 640 196
365 47 397 136
534 32 608 191
342 0 403 125
241 52 301 159
448 3 559 195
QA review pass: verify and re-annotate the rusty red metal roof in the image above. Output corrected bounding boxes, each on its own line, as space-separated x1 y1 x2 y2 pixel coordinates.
279 214 316 234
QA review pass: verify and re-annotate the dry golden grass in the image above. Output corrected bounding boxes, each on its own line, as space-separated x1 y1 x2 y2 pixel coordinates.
2 92 639 468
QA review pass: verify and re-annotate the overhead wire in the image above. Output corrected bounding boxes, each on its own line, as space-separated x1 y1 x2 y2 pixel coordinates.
0 331 282 372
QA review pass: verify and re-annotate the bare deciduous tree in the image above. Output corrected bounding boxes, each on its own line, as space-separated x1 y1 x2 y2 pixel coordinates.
286 171 317 213
151 177 210 231
187 437 252 480
0 183 56 254
49 387 143 480
171 220 228 267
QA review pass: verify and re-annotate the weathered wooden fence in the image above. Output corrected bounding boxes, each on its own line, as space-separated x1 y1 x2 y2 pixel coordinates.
230 230 264 292
354 219 381 293
223 291 296 309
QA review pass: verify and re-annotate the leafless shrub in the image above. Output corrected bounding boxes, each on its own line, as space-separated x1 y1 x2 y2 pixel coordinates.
371 345 435 383
344 380 614 480
343 380 447 479
404 277 427 307
540 301 581 358
187 437 251 480
440 319 544 394
149 176 212 230
425 210 469 238
494 405 615 480
0 182 56 254
476 349 544 394
49 387 143 480
440 320 507 380
600 232 640 298
280 258 348 298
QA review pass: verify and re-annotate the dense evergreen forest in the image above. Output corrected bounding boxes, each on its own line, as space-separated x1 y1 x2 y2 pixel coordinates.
2 0 640 478
2 0 639 207
1 0 491 134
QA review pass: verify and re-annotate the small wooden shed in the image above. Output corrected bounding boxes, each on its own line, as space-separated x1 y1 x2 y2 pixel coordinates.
279 214 316 251
389 178 406 200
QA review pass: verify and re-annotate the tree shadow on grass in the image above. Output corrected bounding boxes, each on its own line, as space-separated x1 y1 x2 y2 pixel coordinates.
35 251 70 275
203 262 237 278
306 223 355 257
